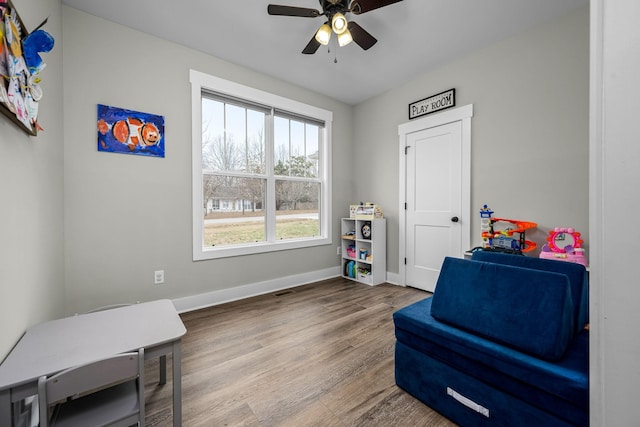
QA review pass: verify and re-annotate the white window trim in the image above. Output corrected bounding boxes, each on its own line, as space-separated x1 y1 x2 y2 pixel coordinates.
190 69 332 260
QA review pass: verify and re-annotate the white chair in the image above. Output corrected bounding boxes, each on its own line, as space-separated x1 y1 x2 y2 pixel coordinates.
38 348 145 427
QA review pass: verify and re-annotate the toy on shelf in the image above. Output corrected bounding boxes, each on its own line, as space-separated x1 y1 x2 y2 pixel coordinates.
479 205 537 254
344 260 357 278
357 267 371 279
346 245 356 258
351 202 384 220
341 230 356 240
540 227 588 266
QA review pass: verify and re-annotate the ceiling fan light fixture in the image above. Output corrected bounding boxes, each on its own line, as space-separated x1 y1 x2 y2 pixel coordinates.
337 28 353 47
331 12 348 34
315 23 332 45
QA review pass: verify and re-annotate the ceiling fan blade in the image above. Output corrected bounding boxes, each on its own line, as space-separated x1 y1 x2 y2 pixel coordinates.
267 4 321 17
348 21 377 50
349 0 402 15
302 35 321 54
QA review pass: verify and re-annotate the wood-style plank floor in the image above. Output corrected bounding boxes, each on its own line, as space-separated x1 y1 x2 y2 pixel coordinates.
143 277 457 426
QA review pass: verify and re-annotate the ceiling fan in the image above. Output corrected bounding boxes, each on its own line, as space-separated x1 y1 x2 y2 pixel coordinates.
267 0 403 54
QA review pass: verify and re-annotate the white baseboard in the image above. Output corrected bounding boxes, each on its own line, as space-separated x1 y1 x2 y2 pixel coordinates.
172 266 341 313
385 271 401 286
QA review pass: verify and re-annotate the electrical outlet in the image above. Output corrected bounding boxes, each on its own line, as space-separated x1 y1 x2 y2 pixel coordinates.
337 246 341 255
154 270 165 285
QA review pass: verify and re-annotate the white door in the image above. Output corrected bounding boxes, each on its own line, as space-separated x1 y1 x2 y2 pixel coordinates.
405 121 464 292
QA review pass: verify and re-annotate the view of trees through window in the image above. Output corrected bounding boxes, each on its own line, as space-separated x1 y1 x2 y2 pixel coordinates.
202 95 321 247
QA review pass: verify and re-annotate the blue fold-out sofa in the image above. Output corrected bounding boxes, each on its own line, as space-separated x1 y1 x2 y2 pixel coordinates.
394 253 589 426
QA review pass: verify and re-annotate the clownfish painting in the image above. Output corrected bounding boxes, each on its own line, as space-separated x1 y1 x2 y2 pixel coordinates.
97 104 164 158
98 117 160 150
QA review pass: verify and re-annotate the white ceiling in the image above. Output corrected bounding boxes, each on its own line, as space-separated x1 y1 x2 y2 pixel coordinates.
60 0 588 105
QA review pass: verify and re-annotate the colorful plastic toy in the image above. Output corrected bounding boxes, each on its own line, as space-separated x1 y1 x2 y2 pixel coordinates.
346 245 356 258
479 205 537 254
344 260 357 278
540 227 588 266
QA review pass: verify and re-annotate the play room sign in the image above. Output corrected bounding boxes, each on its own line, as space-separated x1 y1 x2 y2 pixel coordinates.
408 89 456 120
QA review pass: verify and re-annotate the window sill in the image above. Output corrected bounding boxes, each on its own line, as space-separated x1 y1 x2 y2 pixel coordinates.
193 236 332 261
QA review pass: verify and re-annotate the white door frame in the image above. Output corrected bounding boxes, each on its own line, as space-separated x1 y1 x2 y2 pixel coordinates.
398 104 473 287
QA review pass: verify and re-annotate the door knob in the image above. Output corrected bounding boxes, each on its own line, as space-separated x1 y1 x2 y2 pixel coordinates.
451 216 459 223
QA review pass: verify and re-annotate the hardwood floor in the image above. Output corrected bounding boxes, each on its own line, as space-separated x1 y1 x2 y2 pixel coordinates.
143 277 457 426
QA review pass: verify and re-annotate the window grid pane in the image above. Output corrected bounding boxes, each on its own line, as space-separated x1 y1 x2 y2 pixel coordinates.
203 175 266 247
202 99 266 174
275 181 320 240
274 116 319 179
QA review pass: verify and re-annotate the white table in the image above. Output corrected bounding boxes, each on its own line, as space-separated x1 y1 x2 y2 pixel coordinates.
0 299 186 426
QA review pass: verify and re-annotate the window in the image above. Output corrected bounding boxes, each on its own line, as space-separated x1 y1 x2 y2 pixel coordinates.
191 70 332 260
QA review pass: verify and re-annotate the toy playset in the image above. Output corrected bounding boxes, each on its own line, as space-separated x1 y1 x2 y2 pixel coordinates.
540 227 588 267
479 205 537 254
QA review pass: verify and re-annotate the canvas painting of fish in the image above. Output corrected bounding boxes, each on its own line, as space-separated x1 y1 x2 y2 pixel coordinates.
97 104 165 158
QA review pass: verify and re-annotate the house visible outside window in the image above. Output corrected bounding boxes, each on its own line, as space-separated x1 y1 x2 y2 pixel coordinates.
190 70 332 260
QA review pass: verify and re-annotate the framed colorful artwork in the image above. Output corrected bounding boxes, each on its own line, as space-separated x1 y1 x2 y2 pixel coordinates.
0 0 55 135
97 104 165 158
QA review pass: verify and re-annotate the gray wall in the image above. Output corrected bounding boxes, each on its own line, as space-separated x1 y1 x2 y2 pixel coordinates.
61 6 353 314
0 0 65 360
353 7 589 274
